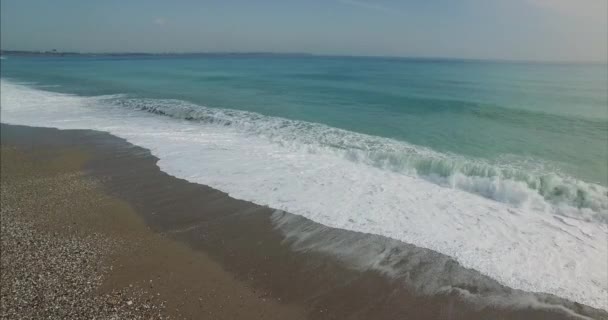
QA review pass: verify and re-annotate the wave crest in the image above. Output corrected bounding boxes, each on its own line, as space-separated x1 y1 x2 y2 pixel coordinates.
113 98 608 222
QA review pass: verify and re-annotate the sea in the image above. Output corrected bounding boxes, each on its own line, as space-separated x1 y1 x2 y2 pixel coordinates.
1 54 607 312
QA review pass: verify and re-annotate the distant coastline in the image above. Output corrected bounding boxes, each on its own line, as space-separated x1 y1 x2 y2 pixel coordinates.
0 50 316 58
1 50 605 65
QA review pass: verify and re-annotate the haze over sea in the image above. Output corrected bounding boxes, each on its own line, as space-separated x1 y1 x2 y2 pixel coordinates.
1 54 607 311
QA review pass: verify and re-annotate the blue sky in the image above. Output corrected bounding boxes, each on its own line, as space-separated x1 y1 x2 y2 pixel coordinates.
1 0 606 62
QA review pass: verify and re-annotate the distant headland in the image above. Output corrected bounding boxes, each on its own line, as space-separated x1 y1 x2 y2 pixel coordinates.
0 49 316 58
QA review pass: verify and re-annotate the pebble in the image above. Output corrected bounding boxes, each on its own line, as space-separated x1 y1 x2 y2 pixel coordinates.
0 160 171 319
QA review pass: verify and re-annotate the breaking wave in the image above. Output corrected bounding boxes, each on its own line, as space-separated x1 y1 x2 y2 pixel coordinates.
115 98 608 222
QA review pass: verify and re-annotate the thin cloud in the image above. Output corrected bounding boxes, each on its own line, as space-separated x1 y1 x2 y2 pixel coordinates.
525 0 607 20
335 0 404 16
153 17 167 26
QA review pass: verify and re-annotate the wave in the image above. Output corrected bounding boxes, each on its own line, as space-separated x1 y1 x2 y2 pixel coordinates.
271 210 601 319
113 97 608 223
2 79 607 310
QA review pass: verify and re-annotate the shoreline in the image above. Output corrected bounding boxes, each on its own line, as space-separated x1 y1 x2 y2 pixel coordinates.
2 77 606 311
0 126 305 319
1 123 605 320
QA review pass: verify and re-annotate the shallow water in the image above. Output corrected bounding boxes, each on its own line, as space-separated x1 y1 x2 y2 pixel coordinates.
1 55 607 310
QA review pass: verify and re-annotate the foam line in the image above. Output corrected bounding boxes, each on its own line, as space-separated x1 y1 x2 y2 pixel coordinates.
1 79 606 310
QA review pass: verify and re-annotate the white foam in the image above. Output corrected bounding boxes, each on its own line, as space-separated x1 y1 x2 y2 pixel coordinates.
1 79 607 310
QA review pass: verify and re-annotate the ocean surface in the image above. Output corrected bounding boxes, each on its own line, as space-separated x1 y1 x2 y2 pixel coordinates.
1 54 607 311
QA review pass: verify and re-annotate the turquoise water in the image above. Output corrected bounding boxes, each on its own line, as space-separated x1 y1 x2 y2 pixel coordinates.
2 55 606 185
2 54 608 309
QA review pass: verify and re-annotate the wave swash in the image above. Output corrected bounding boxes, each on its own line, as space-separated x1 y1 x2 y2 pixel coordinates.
1 79 606 312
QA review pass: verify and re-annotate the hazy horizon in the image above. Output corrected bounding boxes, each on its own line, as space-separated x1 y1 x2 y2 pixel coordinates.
3 50 608 65
1 0 607 63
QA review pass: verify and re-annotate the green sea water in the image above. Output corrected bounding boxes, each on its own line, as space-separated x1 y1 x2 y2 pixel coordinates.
2 54 608 310
2 55 606 186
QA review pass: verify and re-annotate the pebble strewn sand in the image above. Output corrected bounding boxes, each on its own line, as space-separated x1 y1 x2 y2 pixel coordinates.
0 147 169 319
0 144 305 320
0 206 167 319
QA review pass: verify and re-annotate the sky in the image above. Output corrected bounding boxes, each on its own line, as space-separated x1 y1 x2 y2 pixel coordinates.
1 0 607 62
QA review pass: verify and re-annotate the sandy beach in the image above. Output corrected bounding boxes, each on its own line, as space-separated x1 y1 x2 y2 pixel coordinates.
1 123 605 320
0 125 306 319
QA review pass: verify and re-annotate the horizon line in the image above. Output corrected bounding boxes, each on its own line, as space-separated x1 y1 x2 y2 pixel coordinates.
1 49 607 65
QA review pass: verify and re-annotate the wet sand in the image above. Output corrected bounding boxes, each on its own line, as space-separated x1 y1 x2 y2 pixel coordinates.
1 123 605 320
1 130 305 319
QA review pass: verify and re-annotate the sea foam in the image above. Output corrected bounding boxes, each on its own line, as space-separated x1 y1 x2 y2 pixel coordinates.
1 79 607 310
